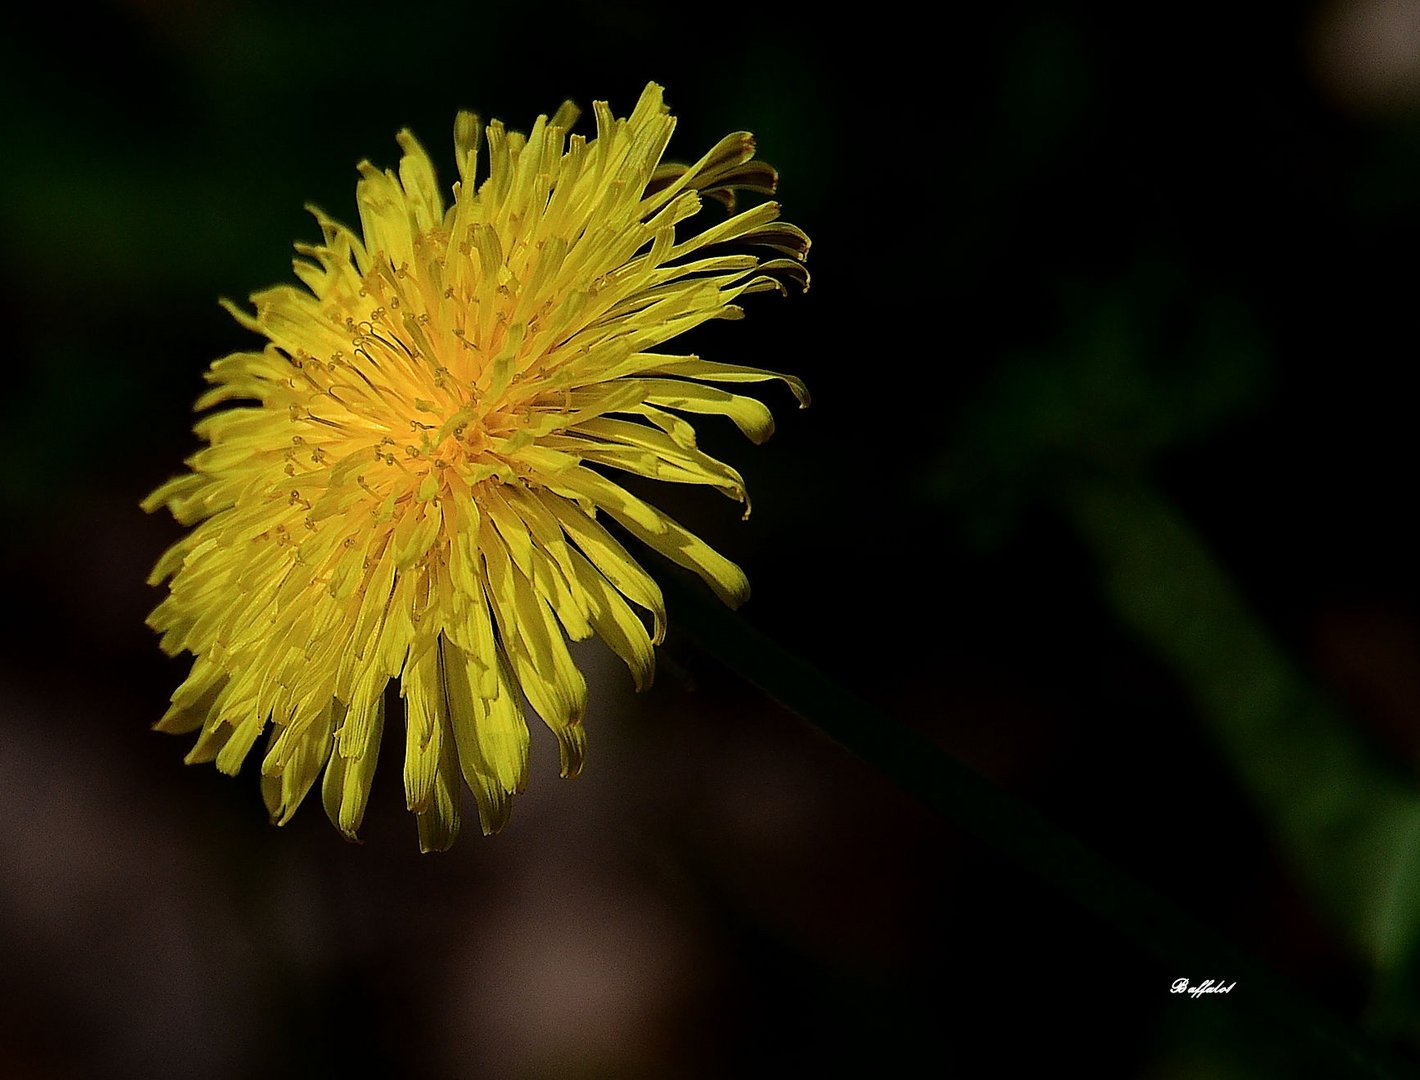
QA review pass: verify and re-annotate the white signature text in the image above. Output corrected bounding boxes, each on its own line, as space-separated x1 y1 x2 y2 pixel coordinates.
1171 978 1236 998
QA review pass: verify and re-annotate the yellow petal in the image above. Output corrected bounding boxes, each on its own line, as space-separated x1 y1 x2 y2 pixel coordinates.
321 693 385 840
443 637 529 834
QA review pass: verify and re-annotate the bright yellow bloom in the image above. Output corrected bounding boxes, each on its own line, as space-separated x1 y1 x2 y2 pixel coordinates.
143 83 809 850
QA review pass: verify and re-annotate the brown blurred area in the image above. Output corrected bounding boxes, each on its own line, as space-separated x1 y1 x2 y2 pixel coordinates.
0 494 960 1078
7 0 1420 1076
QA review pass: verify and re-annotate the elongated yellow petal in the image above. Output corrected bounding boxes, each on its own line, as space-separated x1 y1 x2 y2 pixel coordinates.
322 692 384 840
552 471 750 608
401 635 447 814
567 547 656 691
444 638 529 834
415 703 462 853
261 698 337 826
538 489 666 642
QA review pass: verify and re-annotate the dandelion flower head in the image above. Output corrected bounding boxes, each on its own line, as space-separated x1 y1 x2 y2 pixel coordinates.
143 83 810 850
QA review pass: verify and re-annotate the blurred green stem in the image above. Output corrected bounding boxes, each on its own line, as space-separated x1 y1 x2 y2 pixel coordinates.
659 540 1409 1078
1066 476 1420 1034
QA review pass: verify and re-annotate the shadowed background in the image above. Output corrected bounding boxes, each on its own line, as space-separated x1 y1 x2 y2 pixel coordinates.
4 1 1420 1076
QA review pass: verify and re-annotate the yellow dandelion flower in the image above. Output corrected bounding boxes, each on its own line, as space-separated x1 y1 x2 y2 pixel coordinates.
142 82 810 850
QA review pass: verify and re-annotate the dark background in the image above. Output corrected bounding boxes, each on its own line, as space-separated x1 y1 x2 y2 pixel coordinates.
5 1 1420 1076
